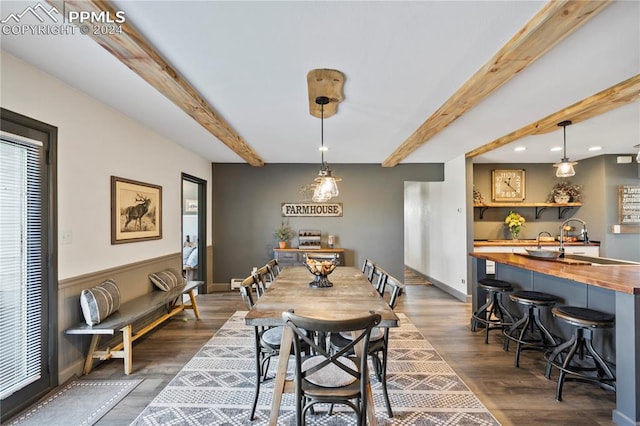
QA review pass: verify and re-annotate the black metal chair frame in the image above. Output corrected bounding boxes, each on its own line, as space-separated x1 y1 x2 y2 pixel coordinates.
471 279 515 344
267 258 280 279
361 258 375 282
329 274 403 418
544 306 616 401
503 291 559 367
370 266 387 295
239 275 275 420
283 311 381 426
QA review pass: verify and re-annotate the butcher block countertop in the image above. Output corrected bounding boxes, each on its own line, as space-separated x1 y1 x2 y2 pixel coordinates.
474 239 600 247
470 252 640 295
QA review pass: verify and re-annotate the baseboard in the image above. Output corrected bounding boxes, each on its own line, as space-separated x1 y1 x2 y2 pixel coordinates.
59 360 83 383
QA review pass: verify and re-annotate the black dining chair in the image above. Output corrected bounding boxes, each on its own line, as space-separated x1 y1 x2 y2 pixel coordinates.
266 258 280 281
329 273 404 418
239 274 288 420
253 265 271 293
371 265 388 295
283 310 382 426
361 258 375 282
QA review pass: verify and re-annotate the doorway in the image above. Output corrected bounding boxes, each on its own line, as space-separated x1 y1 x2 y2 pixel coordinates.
1 109 57 422
182 173 207 293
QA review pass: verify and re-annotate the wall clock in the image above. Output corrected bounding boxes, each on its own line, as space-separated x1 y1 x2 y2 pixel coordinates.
491 169 525 201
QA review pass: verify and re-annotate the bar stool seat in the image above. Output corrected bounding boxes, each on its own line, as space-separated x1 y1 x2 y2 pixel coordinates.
544 306 616 401
471 278 515 344
503 290 560 367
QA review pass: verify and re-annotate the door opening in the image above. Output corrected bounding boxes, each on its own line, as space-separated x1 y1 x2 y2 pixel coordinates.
182 173 207 293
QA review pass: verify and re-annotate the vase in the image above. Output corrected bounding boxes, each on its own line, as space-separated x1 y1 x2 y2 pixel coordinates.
510 229 520 240
554 193 571 203
278 241 286 249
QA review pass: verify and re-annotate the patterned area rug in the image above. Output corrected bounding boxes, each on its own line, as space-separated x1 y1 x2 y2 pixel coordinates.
404 266 432 286
131 312 499 425
7 378 142 426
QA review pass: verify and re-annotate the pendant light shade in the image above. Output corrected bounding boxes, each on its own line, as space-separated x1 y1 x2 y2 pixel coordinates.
553 120 577 178
311 96 341 202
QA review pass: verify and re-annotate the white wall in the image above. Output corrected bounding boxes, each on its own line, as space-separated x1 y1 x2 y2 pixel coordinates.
404 181 428 271
1 51 213 279
405 155 469 300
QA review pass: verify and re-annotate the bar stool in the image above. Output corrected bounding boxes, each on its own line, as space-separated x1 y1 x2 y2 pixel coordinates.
544 306 616 401
503 290 559 367
471 278 515 344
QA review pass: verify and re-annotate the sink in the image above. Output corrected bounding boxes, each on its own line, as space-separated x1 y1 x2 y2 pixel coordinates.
525 249 561 259
562 254 640 266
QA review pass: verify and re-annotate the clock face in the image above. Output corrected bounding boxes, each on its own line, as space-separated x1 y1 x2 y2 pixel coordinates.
492 169 525 201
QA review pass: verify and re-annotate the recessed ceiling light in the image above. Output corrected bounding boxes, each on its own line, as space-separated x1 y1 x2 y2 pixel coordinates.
588 146 602 151
550 147 563 152
513 146 526 152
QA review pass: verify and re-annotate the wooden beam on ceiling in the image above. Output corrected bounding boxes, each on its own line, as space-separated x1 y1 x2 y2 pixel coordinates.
465 74 640 158
307 69 345 118
50 0 264 166
381 0 611 167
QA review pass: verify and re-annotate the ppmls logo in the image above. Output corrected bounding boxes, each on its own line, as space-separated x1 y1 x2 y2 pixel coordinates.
2 2 125 36
1 3 60 24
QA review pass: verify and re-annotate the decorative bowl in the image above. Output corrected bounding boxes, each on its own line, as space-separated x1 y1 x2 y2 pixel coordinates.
304 258 337 288
525 248 562 259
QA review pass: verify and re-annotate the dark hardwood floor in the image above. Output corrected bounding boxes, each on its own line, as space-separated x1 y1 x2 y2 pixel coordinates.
82 281 615 425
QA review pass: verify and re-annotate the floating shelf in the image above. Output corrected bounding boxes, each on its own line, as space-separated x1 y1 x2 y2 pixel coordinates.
474 202 582 219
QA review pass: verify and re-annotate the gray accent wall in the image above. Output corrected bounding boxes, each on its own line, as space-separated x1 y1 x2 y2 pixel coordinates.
212 163 444 283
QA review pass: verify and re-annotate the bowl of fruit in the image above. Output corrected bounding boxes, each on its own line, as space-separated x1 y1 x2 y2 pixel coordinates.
304 256 338 288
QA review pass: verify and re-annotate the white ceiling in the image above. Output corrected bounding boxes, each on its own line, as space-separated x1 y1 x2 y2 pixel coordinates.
1 1 638 165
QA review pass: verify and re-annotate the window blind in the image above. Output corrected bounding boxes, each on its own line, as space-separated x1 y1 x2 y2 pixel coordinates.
0 135 43 400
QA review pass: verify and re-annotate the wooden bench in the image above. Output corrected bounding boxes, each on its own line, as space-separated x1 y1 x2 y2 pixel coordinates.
65 280 202 375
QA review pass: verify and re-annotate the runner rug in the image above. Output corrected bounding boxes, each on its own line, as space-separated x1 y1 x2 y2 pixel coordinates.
7 378 142 426
131 311 499 425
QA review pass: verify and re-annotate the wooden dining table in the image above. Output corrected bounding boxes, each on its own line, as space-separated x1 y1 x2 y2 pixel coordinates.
244 266 400 425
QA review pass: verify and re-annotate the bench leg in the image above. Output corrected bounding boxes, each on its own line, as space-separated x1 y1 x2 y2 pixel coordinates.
187 289 201 319
121 325 133 375
83 335 101 375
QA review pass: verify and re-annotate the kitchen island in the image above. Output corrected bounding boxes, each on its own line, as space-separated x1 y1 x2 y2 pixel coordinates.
470 252 640 426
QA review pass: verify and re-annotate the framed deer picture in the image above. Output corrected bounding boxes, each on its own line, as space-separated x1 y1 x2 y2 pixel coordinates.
111 176 162 244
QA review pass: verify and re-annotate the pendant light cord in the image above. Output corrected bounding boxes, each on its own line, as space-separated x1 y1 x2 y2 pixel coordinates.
563 124 567 160
558 120 572 162
320 100 325 166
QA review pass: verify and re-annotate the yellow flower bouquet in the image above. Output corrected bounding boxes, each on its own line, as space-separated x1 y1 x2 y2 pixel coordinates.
505 211 526 240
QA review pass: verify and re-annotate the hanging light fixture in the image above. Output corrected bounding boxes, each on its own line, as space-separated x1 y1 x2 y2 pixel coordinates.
553 120 578 177
312 96 341 202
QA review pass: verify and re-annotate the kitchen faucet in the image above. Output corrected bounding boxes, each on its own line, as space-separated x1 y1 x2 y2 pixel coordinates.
559 218 588 257
536 231 552 249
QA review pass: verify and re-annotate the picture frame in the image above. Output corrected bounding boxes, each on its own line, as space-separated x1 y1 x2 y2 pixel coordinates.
491 169 525 202
111 176 162 244
185 199 198 213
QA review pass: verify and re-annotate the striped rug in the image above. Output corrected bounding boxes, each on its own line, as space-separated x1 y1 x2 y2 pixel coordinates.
131 311 499 425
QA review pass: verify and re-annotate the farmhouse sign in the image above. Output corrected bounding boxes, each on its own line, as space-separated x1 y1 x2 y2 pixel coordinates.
281 203 343 217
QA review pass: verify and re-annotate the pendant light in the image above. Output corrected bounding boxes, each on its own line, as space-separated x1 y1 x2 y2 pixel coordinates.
312 96 341 202
553 120 577 177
